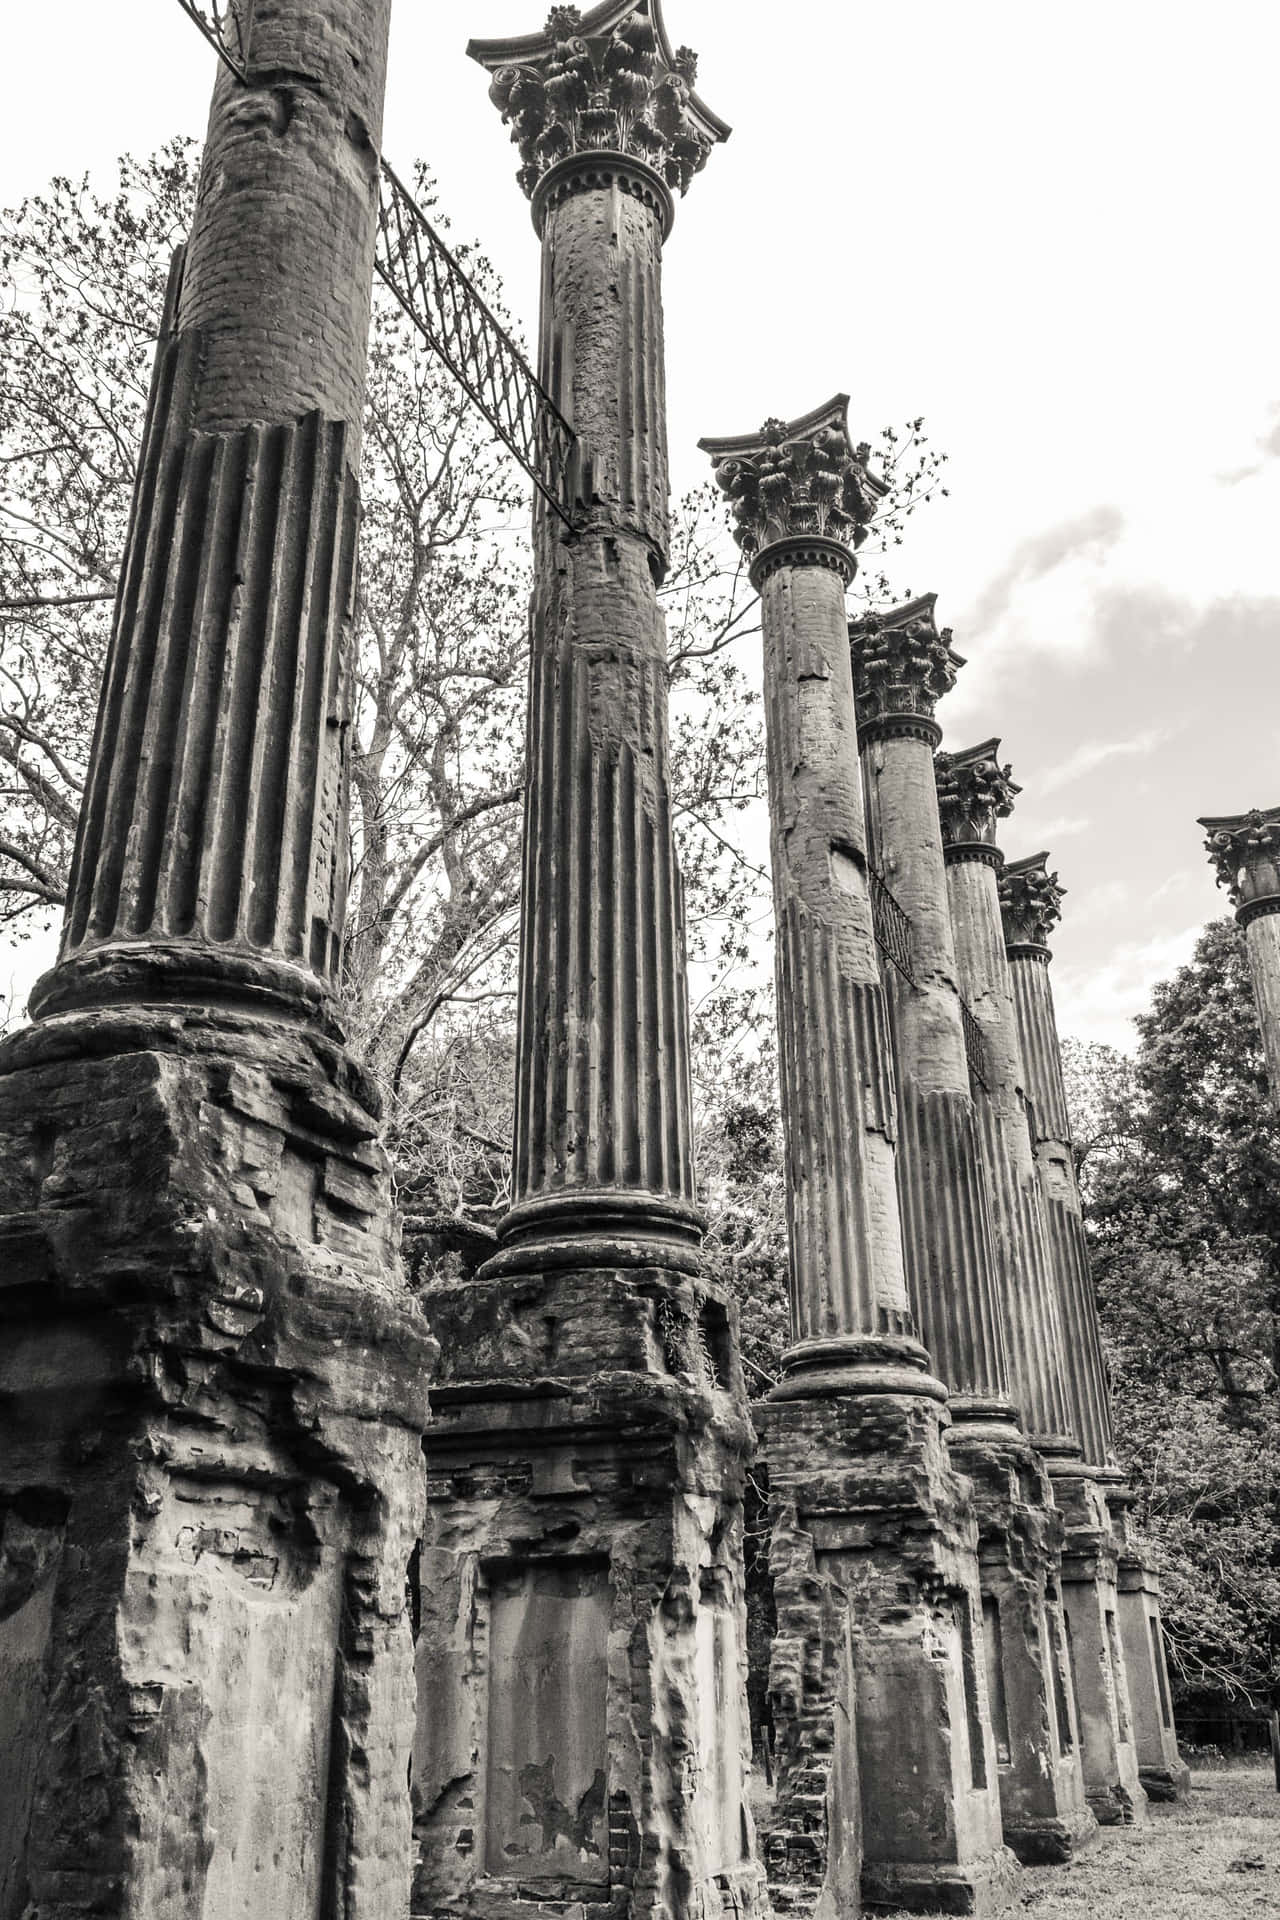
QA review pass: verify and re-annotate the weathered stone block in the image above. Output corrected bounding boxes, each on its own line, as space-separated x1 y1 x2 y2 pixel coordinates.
0 1008 434 1920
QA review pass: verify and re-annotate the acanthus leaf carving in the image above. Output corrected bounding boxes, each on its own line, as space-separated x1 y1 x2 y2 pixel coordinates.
699 397 888 564
849 595 963 727
1199 806 1280 911
471 1 728 203
935 739 1021 848
998 853 1065 951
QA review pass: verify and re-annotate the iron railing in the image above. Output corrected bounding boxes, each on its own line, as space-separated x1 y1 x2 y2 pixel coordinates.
374 165 578 523
869 865 917 987
166 0 581 521
959 997 991 1093
871 862 992 1091
173 0 252 79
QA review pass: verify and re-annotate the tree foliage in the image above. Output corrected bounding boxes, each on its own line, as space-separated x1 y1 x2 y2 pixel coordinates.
1064 919 1280 1712
1 140 947 1256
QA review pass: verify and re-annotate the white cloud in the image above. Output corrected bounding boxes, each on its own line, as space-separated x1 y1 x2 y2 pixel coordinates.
1039 728 1168 795
1055 923 1203 1053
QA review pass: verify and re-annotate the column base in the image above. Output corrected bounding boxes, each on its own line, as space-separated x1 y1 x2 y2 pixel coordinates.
1047 1470 1147 1828
948 1426 1097 1867
0 1007 434 1918
861 1849 1018 1917
411 1261 767 1920
761 1386 1016 1916
1115 1542 1191 1802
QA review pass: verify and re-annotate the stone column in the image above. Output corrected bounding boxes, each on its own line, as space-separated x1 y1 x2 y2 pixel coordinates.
1002 854 1191 1809
1201 807 1280 1099
411 12 766 1920
702 407 1014 1916
847 601 1093 1866
998 856 1161 1819
0 5 436 1915
935 739 1096 1858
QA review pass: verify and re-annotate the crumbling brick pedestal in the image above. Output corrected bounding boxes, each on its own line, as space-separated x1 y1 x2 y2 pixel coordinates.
410 1263 764 1920
764 1383 1017 1917
1045 1472 1144 1827
1110 1502 1190 1803
0 1005 434 1918
951 1430 1094 1864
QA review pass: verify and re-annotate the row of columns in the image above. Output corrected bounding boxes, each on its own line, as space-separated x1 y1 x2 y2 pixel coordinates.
0 1 1194 1915
701 401 1187 1910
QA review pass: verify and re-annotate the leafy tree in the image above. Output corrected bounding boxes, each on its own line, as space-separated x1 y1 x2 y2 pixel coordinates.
1 141 946 1260
1063 921 1280 1713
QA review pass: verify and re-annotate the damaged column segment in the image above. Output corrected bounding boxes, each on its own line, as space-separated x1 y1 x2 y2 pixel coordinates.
701 402 1016 1917
849 604 1094 1869
1201 807 1280 1102
0 3 437 1916
932 738 1097 1862
999 853 1187 1815
411 8 768 1920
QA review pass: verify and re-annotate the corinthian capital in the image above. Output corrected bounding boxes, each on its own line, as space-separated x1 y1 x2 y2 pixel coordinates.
849 595 963 743
699 396 888 584
468 0 729 209
936 739 1021 855
999 853 1065 953
1199 807 1280 922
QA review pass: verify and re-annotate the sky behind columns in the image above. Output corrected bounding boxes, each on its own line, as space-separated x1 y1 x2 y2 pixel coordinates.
4 0 1278 1047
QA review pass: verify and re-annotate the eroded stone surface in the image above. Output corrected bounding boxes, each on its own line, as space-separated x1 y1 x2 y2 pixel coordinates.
410 1267 765 1920
0 1007 435 1919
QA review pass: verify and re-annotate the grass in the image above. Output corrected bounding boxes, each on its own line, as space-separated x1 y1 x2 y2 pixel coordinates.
1009 1764 1280 1919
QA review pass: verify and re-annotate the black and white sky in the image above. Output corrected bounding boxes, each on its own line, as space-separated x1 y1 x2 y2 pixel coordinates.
5 0 1278 1046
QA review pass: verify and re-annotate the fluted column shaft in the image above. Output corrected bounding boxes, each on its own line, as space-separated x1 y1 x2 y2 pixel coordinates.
1201 808 1280 1099
494 162 698 1267
759 558 926 1376
944 851 1077 1454
859 722 1014 1421
35 0 391 1026
1244 911 1280 1097
1004 938 1117 1472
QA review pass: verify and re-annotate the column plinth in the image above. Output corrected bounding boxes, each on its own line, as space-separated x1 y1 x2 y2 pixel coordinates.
410 14 767 1920
0 5 435 1912
1201 806 1280 1101
704 407 1014 1915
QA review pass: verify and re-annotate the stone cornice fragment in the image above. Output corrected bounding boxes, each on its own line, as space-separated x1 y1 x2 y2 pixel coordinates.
936 739 1021 858
699 396 888 585
468 0 729 207
849 594 963 746
999 852 1064 954
1199 805 1280 924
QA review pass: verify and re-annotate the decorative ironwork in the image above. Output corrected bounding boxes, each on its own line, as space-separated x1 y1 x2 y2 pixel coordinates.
869 865 917 988
172 0 252 79
959 997 990 1093
374 165 579 524
167 0 582 522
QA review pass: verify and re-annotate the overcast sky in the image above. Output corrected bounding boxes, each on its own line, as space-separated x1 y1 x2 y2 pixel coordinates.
5 1 1278 1046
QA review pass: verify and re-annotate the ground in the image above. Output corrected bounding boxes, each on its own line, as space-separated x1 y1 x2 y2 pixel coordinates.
980 1764 1279 1919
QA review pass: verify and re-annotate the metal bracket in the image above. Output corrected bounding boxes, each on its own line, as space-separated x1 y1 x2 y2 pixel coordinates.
172 0 252 80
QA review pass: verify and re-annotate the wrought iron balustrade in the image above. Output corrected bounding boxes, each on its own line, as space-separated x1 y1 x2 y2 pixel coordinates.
959 996 990 1093
173 0 252 79
374 165 578 523
166 0 581 521
869 865 917 987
